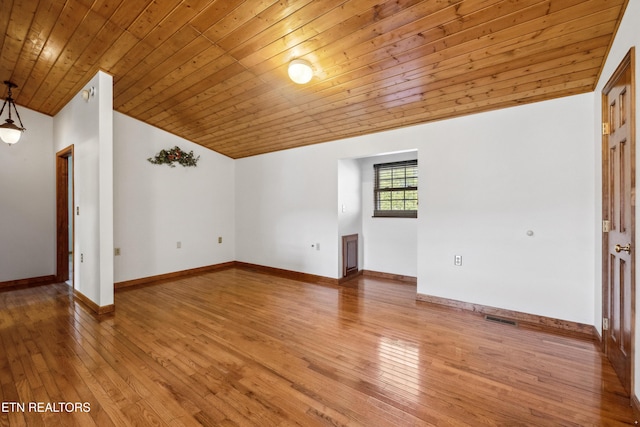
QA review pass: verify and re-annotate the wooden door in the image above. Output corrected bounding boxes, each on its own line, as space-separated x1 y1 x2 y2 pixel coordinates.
603 49 635 396
56 146 74 285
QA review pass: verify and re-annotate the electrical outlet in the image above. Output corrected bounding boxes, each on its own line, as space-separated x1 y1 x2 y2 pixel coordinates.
81 253 84 263
114 248 121 256
454 255 462 266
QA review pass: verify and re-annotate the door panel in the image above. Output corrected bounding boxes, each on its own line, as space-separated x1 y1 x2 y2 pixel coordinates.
342 234 358 277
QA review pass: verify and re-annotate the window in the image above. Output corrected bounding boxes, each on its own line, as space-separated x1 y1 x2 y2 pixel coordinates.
373 160 418 218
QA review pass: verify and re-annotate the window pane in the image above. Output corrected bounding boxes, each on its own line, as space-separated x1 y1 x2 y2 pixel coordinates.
374 160 418 217
392 200 405 210
392 178 406 187
392 169 406 178
378 170 392 180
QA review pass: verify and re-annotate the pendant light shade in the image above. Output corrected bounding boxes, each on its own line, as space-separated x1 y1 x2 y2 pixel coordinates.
0 81 25 145
0 120 23 145
288 59 313 84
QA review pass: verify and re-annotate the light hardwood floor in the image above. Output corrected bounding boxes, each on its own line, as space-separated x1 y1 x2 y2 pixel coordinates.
0 268 635 426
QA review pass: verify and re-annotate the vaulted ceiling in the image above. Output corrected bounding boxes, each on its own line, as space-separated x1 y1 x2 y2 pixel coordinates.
1 0 628 158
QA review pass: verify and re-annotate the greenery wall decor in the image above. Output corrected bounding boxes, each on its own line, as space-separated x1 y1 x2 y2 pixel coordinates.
148 146 200 168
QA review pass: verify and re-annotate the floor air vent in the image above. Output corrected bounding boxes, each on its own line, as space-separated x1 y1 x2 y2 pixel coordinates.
485 315 518 327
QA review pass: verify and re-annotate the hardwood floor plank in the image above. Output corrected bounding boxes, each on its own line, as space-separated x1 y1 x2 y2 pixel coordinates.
0 269 635 426
0 382 26 427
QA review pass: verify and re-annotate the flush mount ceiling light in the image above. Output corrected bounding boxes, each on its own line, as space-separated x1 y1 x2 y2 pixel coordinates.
288 59 313 84
0 81 26 145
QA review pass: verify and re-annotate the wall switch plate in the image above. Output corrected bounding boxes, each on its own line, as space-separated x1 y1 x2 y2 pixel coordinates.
316 243 320 250
454 255 462 266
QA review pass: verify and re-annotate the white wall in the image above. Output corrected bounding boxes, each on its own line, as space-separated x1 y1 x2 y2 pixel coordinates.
593 0 640 400
53 71 114 307
360 151 418 277
418 95 595 324
236 145 343 278
113 112 236 283
0 108 54 282
338 158 363 276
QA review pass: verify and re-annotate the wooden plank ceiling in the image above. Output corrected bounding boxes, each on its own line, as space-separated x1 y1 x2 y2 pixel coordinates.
0 0 628 159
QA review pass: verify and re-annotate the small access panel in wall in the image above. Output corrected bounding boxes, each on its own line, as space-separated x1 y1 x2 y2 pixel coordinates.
342 234 359 277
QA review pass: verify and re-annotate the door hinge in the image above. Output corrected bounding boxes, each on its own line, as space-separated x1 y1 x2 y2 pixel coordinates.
603 318 609 331
602 122 610 135
603 220 611 232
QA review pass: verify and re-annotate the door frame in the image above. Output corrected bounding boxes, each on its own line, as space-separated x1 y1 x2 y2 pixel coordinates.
56 145 74 285
601 47 636 397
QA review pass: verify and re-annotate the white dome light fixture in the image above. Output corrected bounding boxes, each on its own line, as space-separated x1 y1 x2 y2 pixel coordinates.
81 86 96 102
288 59 313 84
0 81 26 145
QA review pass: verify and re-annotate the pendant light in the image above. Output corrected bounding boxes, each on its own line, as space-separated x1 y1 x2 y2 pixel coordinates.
0 81 26 145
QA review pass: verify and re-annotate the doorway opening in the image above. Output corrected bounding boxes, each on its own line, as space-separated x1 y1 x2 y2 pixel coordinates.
56 146 74 287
